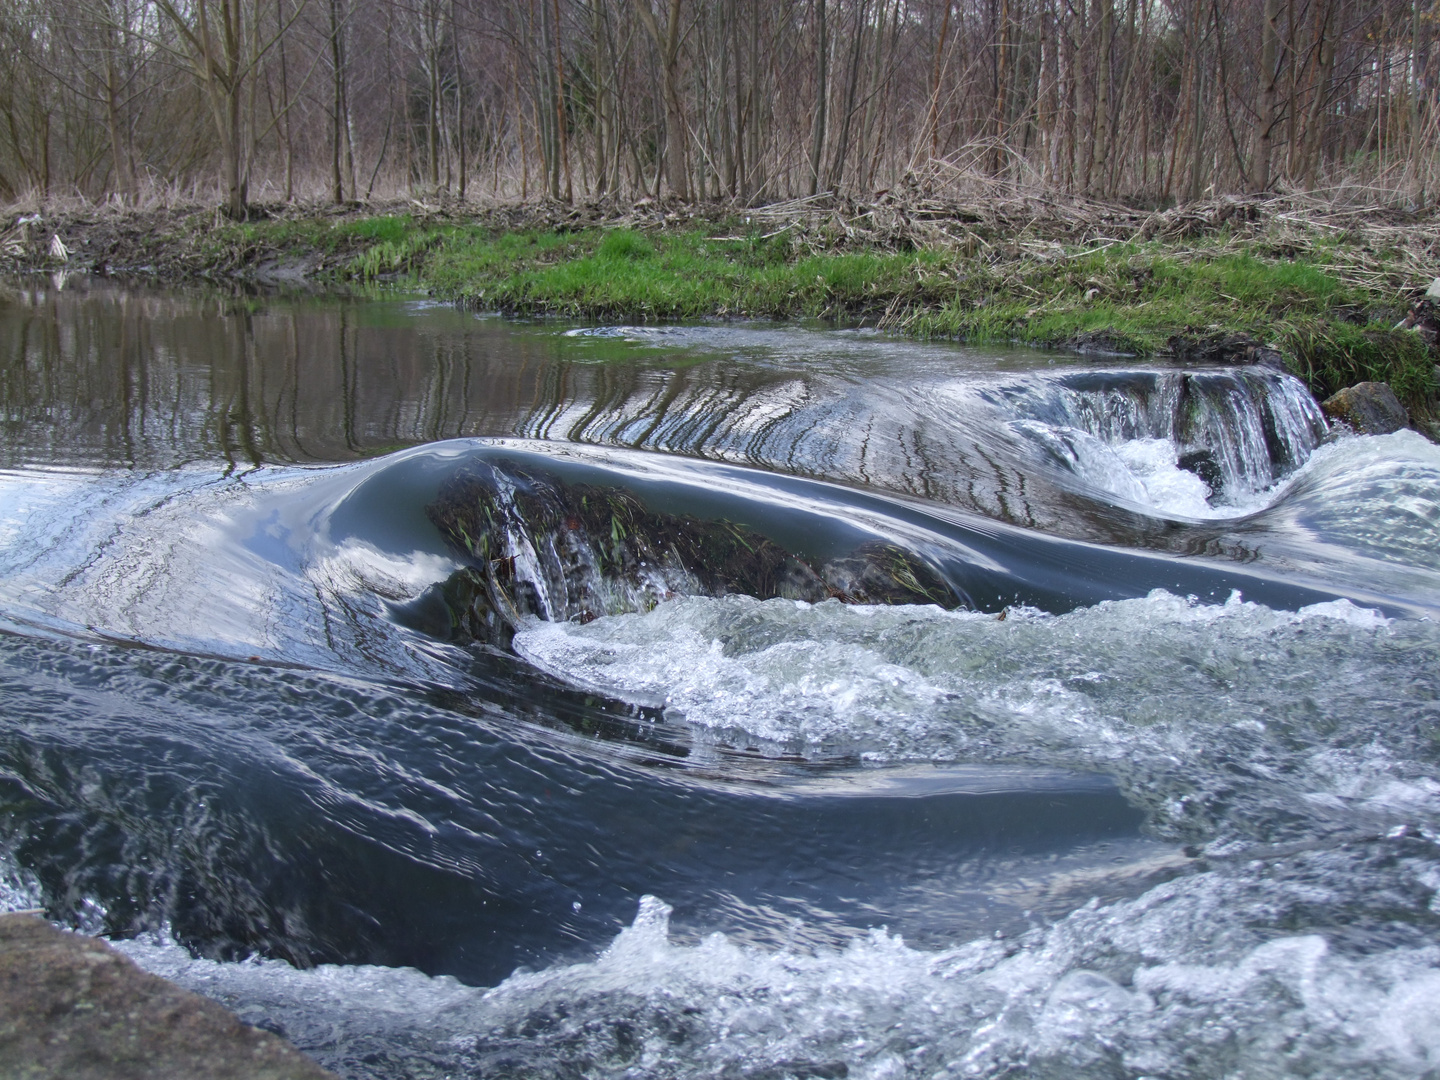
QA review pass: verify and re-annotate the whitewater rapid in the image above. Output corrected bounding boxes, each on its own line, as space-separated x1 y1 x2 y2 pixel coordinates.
2 294 1437 1079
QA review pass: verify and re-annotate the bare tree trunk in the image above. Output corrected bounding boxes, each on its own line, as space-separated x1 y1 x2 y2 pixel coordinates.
1300 0 1338 187
591 0 609 195
1063 0 1079 188
330 0 345 202
1254 0 1280 191
1186 40 1208 200
633 0 688 199
1375 7 1390 168
103 21 135 202
552 0 573 200
927 0 952 162
431 3 443 192
828 0 870 191
32 0 1440 209
513 52 530 198
1104 0 1139 196
994 0 1010 175
745 0 764 197
808 0 829 194
145 0 268 216
1082 0 1113 194
1162 25 1193 200
343 64 357 196
279 0 294 200
1410 0 1426 202
1139 0 1151 191
453 0 466 202
857 0 897 191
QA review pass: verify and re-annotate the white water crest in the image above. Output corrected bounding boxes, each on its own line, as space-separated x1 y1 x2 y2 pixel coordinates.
1258 428 1440 566
508 330 1334 532
5 783 1438 1080
103 869 1440 1080
515 589 1438 841
995 368 1328 519
1217 428 1440 608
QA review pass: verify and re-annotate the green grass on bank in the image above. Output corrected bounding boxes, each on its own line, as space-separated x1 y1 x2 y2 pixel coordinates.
221 214 1440 415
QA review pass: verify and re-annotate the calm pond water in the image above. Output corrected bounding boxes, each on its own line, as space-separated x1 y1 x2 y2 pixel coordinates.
2 278 1439 1078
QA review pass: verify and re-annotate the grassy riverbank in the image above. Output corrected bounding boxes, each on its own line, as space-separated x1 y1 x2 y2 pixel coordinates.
415 224 1436 411
7 195 1439 414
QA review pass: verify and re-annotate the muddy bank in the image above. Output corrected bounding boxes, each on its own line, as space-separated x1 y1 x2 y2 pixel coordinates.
0 204 384 284
3 191 1432 287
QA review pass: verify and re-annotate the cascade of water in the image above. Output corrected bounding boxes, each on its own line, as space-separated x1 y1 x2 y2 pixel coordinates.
990 368 1328 513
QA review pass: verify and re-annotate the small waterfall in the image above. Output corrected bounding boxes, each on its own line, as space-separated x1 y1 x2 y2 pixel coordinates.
989 369 1329 514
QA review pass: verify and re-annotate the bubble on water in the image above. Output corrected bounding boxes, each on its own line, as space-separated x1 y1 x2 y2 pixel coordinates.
1295 596 1394 627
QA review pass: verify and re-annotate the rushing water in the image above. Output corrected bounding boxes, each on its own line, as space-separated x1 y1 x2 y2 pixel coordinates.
1 278 1439 1078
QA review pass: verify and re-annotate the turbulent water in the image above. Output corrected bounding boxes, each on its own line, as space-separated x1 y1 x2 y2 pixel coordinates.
1 279 1439 1078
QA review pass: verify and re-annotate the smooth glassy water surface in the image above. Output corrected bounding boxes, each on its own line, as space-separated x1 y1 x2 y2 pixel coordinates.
1 278 1439 1078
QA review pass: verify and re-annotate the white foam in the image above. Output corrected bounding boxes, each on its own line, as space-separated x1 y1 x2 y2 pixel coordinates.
1295 597 1394 627
2 574 1430 1078
514 589 1429 839
1114 437 1219 516
0 855 42 913
1009 421 1296 520
999 367 1327 520
514 602 964 747
110 875 1440 1080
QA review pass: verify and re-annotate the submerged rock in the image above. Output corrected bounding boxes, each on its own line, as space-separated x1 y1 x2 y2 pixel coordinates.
1320 381 1409 435
0 914 336 1080
1177 448 1224 497
423 461 963 649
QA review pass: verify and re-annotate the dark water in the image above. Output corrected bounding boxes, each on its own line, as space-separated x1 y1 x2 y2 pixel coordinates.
2 278 1439 1078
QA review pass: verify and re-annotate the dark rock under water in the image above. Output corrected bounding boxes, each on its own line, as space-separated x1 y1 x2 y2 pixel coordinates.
422 460 964 650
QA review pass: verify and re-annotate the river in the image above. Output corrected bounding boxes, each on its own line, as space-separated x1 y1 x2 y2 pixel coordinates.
1 278 1438 1078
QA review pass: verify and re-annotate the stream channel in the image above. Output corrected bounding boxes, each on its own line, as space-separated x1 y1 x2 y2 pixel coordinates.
1 279 1439 1078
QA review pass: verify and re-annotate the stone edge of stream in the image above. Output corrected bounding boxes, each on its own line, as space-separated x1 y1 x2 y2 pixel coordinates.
0 912 338 1080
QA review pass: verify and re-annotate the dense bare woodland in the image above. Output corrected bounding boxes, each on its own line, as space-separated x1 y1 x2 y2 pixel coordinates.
2 0 1438 215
